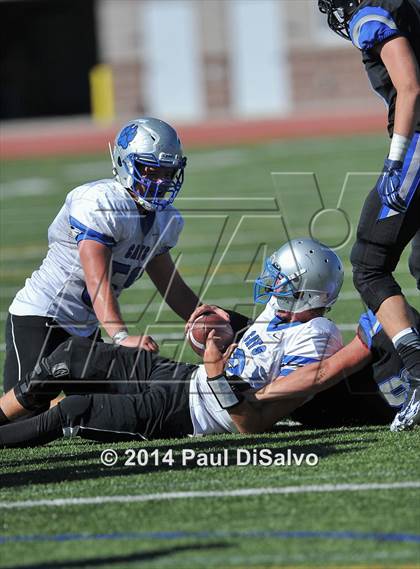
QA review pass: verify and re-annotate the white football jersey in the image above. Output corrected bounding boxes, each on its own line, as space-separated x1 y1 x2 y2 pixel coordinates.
10 179 184 335
189 297 343 435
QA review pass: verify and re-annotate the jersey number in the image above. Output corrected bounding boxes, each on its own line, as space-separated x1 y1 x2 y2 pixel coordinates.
377 373 409 408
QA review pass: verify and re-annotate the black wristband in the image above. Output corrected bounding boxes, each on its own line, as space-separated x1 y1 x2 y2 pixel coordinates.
207 373 245 410
226 374 252 393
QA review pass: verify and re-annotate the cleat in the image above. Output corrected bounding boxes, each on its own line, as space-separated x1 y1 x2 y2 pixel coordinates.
390 377 420 432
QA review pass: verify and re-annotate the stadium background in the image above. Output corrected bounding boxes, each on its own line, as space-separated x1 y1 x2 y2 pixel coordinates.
1 0 387 157
0 1 419 569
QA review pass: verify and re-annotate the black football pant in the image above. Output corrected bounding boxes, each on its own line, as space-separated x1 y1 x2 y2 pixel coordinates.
350 132 420 313
2 310 249 395
0 338 196 447
3 314 101 393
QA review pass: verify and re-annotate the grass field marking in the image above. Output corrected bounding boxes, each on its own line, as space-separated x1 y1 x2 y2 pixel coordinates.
0 177 55 200
1 481 419 510
0 284 419 306
1 530 419 546
195 564 419 569
230 564 419 569
60 149 250 180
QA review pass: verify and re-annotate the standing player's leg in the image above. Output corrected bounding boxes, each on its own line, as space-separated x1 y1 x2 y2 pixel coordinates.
3 315 71 393
408 229 420 290
350 134 420 429
3 315 101 394
350 135 420 372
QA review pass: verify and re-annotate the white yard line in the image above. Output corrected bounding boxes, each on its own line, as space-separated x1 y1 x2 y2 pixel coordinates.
0 481 418 510
1 283 418 299
0 178 55 200
62 150 250 179
1 282 418 297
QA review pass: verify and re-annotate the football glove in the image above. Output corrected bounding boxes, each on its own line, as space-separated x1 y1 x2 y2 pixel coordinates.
376 159 406 214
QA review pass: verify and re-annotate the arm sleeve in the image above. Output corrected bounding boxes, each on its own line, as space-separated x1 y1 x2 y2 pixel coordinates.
349 6 400 51
68 186 124 248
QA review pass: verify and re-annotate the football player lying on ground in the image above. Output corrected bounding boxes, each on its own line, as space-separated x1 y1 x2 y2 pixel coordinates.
240 304 420 433
0 239 345 446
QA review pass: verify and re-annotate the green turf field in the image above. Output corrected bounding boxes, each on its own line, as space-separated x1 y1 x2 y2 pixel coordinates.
0 133 419 568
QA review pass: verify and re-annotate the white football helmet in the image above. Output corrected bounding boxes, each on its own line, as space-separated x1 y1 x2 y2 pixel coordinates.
111 117 187 211
254 238 344 312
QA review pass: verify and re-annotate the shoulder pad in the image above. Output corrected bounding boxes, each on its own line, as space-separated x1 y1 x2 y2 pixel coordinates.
349 5 399 50
306 316 339 335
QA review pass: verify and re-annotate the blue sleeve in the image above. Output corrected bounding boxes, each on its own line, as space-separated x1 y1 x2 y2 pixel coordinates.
69 216 116 248
349 6 400 51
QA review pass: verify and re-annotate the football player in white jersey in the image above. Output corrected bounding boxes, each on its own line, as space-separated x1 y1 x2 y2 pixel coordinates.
0 239 345 445
3 118 205 394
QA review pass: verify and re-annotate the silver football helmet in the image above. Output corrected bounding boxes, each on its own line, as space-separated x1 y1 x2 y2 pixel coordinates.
254 238 344 312
111 117 187 211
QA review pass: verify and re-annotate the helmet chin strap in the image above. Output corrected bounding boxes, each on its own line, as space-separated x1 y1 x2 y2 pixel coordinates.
127 189 156 212
134 195 156 212
108 142 118 178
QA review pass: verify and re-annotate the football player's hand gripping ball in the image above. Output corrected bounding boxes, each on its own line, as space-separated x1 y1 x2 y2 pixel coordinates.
185 304 230 335
203 329 237 377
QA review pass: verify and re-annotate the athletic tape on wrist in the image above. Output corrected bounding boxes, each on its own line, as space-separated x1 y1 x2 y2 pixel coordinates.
388 133 410 162
112 330 129 345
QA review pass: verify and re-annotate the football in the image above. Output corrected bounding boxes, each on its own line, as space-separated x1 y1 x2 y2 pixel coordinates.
187 312 234 356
